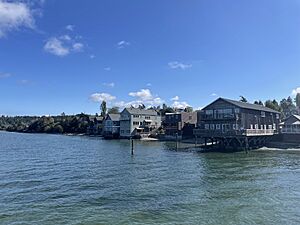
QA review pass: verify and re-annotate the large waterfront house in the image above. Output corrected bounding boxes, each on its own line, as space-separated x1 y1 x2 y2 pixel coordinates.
120 108 161 138
164 112 197 137
194 98 281 138
102 113 121 138
280 115 300 134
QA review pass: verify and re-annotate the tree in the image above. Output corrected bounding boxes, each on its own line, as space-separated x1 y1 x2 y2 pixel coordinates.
295 93 300 107
280 97 296 117
254 100 264 106
107 107 120 114
239 96 248 103
100 100 107 117
265 100 281 112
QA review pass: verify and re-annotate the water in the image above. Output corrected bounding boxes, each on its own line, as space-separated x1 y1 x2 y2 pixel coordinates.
0 131 300 225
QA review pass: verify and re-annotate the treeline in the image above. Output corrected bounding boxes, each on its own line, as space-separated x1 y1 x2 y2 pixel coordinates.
241 93 300 118
0 113 95 134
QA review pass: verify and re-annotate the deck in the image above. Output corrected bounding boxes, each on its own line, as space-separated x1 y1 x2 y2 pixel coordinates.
193 129 275 137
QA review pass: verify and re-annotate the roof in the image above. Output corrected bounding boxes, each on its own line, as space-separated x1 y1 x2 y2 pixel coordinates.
124 108 159 116
107 113 120 121
294 115 300 121
203 98 280 114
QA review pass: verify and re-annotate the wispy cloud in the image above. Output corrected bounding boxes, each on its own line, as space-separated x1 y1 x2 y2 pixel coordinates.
44 29 84 57
168 61 192 70
104 67 111 71
171 96 179 101
65 24 74 31
89 93 116 103
211 93 218 97
72 42 84 52
146 83 152 87
44 37 69 56
0 72 11 78
90 54 95 59
0 1 36 38
117 40 130 49
103 82 115 88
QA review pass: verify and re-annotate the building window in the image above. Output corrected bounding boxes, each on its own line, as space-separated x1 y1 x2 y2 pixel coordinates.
205 124 209 130
210 124 215 130
261 111 265 117
216 124 221 130
189 116 192 120
276 114 279 119
234 108 240 114
133 122 139 125
133 115 139 118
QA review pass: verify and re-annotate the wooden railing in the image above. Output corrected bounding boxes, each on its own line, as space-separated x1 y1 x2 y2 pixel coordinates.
193 129 275 137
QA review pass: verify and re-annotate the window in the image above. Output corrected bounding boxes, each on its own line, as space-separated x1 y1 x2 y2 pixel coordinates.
233 124 239 130
276 114 279 120
189 116 192 120
133 115 139 118
210 124 215 130
205 124 209 130
261 111 265 117
133 121 139 125
216 124 221 130
234 108 240 114
145 116 150 119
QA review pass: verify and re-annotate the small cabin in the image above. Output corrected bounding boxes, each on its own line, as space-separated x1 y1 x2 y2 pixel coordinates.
280 115 300 134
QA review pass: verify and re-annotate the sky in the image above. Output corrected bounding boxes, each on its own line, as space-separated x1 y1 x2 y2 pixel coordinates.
1 0 300 116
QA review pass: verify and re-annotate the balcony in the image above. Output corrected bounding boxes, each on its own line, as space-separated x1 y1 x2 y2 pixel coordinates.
193 129 275 137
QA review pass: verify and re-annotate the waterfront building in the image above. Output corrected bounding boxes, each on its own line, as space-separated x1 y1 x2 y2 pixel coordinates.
102 114 121 138
194 98 281 149
164 112 197 137
280 115 300 134
120 108 161 138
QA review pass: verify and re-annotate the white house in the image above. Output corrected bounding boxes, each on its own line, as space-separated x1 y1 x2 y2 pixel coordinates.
120 108 161 138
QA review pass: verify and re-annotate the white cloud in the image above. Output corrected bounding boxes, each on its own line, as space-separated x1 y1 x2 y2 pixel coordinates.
0 72 11 78
89 93 116 103
127 89 164 107
172 101 190 109
44 37 69 56
66 24 74 31
72 42 84 52
60 34 71 41
44 35 84 56
104 67 111 71
146 83 152 87
103 82 115 88
129 89 153 101
211 93 218 97
171 96 179 101
117 40 130 49
292 87 300 96
168 61 192 70
90 54 95 59
0 1 35 37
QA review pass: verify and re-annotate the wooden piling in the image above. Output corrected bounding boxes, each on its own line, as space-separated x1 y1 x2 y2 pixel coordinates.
131 138 134 155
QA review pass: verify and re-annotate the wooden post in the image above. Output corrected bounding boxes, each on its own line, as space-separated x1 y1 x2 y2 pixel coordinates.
245 137 249 154
131 138 134 155
195 135 198 148
176 133 178 150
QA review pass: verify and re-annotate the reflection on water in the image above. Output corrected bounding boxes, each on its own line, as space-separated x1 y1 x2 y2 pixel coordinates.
0 131 299 225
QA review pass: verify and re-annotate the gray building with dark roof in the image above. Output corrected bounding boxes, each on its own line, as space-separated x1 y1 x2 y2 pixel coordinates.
194 97 281 137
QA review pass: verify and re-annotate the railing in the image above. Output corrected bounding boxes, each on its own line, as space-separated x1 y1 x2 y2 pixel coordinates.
281 128 300 134
194 129 275 137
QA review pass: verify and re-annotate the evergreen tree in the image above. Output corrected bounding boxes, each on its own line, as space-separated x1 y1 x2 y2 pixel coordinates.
100 100 107 117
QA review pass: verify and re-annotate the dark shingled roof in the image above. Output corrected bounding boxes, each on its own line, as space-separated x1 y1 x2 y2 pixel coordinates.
107 113 120 121
124 108 159 116
203 98 280 114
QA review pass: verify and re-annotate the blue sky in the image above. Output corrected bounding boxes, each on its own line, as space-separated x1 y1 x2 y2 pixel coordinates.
1 0 300 116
